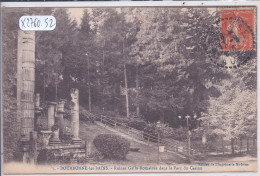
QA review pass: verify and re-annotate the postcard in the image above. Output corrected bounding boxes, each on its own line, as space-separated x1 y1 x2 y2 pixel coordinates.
1 1 258 174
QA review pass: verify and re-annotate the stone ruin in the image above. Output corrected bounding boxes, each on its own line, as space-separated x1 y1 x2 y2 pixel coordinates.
17 30 89 164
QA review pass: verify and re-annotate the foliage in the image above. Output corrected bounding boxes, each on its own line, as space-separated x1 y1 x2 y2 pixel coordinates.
88 151 104 162
127 121 147 131
93 134 130 159
143 123 160 142
37 149 71 164
129 8 230 124
36 8 78 100
200 74 257 144
51 124 59 132
2 8 24 162
161 126 187 141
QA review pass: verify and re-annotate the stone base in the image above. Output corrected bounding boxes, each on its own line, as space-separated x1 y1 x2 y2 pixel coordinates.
20 137 30 143
20 137 30 163
49 138 61 146
20 137 30 149
72 138 82 145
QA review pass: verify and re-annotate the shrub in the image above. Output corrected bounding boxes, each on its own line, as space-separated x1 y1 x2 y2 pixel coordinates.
143 124 160 142
37 149 71 164
127 121 147 131
93 134 130 159
79 106 96 122
161 127 187 141
88 151 104 162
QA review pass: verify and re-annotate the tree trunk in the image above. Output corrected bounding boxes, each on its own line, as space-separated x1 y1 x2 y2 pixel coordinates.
247 137 249 153
88 57 91 112
124 64 129 118
43 74 46 103
239 137 243 154
160 110 165 123
55 83 58 102
135 64 140 117
222 136 225 156
231 138 235 155
123 39 129 118
253 137 256 151
102 48 105 112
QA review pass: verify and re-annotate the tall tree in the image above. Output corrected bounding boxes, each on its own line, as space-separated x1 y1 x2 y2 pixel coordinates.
200 77 257 154
36 8 78 101
131 8 229 124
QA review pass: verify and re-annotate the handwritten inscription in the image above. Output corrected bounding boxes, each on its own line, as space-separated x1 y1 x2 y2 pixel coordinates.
19 16 56 31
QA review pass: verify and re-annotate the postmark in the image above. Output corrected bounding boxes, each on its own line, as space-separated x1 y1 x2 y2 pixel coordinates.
205 8 256 69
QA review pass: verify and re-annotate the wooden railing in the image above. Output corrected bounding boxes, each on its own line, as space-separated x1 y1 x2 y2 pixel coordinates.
92 114 197 159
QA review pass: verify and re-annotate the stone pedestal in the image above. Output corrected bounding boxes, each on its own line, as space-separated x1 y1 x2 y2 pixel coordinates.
70 88 82 144
20 138 30 163
49 129 61 146
38 130 53 147
47 101 56 130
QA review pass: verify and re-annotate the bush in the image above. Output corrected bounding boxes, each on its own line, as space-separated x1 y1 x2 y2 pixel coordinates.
93 134 130 159
143 124 160 142
161 127 187 141
127 121 147 131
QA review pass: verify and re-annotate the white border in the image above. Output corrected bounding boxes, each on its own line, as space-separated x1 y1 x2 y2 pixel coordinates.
1 1 259 176
1 1 260 7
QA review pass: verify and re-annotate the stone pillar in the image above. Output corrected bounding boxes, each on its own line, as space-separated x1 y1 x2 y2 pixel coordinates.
17 30 35 163
34 93 42 131
70 88 82 144
56 100 65 138
35 93 40 107
18 30 35 140
47 102 56 130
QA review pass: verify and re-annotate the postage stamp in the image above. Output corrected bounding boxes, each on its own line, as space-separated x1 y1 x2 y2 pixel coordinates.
220 9 255 51
1 1 258 175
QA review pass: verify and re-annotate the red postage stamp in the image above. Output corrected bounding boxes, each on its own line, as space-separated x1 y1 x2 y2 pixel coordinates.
220 9 255 50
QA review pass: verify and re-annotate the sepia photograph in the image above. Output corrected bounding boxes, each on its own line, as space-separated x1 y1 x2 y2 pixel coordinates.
1 3 257 174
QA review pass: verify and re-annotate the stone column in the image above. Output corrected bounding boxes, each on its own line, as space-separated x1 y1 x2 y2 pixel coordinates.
47 102 56 130
70 88 82 144
17 30 35 140
35 93 40 107
17 30 35 163
34 93 42 131
56 100 65 138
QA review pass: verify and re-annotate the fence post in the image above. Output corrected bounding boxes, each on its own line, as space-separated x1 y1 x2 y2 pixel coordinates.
101 115 103 123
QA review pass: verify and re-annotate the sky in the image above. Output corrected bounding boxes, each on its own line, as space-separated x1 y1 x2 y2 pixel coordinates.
67 8 85 26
